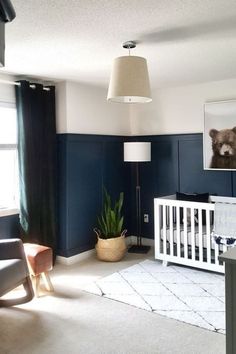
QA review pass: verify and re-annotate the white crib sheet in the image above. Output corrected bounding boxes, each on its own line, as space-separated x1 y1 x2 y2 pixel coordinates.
160 225 222 251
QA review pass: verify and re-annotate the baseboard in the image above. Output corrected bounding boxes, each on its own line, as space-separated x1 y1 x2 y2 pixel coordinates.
56 249 96 265
128 236 154 247
56 236 154 265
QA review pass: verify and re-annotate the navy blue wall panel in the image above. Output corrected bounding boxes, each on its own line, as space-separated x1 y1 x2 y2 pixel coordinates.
0 214 19 239
102 141 132 233
57 134 131 257
178 135 232 196
152 139 179 196
140 137 179 238
67 140 103 255
135 134 233 239
231 172 236 197
57 134 68 254
139 162 154 239
56 132 236 256
2 132 233 255
57 135 102 256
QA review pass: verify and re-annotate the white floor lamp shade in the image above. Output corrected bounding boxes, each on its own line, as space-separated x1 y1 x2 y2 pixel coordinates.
124 142 151 162
107 56 152 104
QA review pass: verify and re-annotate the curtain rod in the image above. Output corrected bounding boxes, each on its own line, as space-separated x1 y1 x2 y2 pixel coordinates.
0 78 51 91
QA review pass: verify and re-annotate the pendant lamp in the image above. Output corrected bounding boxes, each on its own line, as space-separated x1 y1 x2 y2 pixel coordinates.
107 41 152 103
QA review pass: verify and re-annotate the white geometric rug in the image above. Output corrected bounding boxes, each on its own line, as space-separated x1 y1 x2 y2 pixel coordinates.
80 259 225 334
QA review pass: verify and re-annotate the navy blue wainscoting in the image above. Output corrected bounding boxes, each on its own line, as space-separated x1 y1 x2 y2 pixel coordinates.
0 214 20 239
137 135 179 239
102 140 132 234
178 135 232 195
136 134 235 239
231 172 236 197
2 133 234 254
57 132 236 257
57 134 132 257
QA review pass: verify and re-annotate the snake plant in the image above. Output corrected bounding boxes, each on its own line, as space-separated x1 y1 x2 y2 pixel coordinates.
95 188 124 239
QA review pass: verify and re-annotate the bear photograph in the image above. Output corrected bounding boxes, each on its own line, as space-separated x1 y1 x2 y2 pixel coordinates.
204 100 236 170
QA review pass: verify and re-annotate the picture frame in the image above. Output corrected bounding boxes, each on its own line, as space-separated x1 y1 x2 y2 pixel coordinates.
203 100 236 170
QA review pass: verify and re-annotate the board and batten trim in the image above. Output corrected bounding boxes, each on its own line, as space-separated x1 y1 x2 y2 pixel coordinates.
56 236 154 265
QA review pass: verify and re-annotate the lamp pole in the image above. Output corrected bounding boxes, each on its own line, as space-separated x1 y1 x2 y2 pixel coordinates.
124 142 151 254
136 162 141 247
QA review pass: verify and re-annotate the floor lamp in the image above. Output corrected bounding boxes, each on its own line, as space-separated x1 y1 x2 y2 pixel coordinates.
124 142 151 254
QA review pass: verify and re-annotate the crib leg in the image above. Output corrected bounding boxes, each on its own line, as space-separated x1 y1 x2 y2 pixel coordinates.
162 260 169 267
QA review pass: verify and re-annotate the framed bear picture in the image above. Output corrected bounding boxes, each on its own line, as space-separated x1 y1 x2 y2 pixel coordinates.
204 100 236 170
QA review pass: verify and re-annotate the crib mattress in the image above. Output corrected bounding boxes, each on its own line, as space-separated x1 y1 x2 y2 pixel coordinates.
161 225 223 250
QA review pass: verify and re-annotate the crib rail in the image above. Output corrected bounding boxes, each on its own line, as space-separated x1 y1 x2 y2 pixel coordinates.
154 196 228 273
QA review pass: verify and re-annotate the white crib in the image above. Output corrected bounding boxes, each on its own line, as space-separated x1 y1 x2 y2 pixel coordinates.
154 194 236 273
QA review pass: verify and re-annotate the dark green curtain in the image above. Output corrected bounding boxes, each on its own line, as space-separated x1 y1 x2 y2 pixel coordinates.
15 80 57 254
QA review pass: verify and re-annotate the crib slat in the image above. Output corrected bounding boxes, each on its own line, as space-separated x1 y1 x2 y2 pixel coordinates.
191 208 195 260
176 206 181 257
155 201 161 257
183 207 188 259
211 209 219 266
169 206 174 256
154 196 226 274
214 240 219 266
206 209 211 263
198 208 203 263
223 244 228 253
163 205 167 255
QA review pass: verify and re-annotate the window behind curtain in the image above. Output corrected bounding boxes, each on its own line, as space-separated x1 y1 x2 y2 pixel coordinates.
0 104 18 208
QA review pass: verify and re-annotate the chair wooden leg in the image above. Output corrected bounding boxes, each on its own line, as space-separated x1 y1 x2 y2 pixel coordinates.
35 275 41 297
31 274 41 297
31 272 53 296
42 272 54 292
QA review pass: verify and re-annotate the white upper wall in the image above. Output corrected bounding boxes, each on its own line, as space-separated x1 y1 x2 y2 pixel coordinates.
56 81 131 135
1 73 236 137
55 81 67 133
0 74 16 104
0 75 131 136
130 78 236 136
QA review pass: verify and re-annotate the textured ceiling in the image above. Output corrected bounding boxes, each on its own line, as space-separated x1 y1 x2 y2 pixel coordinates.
2 0 236 89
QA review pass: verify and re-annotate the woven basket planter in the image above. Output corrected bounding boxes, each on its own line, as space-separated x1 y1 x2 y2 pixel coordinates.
95 235 127 262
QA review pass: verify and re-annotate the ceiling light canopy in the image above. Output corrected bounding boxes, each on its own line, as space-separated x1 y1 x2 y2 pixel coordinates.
107 41 152 104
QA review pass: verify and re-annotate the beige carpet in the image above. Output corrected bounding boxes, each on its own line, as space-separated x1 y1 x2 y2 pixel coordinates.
0 251 226 354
